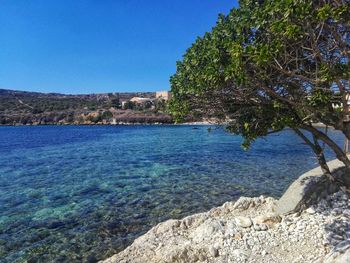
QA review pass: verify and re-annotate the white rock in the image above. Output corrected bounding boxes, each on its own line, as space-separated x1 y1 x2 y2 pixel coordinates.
235 216 252 228
209 247 219 257
253 213 281 225
306 207 316 214
190 218 224 243
233 197 256 210
232 249 249 258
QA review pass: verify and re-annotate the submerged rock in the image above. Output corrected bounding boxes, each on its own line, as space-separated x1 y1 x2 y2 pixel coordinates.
100 154 350 263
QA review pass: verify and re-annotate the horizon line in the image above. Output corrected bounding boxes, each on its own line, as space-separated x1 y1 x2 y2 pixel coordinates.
0 87 170 96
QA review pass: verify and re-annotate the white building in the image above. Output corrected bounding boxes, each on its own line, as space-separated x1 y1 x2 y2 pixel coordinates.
156 91 171 101
130 97 152 103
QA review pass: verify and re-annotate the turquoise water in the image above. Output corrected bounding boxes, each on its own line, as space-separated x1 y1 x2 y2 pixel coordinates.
0 125 344 262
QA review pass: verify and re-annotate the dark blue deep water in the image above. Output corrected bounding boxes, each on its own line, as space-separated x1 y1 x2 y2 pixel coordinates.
0 125 344 262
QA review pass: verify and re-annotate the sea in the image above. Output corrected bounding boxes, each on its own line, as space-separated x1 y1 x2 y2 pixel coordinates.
0 125 344 262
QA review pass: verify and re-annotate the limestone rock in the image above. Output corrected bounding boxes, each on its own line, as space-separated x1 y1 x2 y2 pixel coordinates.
232 248 250 258
233 196 256 210
155 219 180 235
234 216 252 228
252 212 281 226
276 159 346 215
190 218 224 243
208 247 219 257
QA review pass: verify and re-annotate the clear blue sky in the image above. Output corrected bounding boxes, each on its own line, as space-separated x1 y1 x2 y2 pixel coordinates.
0 0 237 94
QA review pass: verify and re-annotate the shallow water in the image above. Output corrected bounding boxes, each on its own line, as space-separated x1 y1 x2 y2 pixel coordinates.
0 125 344 262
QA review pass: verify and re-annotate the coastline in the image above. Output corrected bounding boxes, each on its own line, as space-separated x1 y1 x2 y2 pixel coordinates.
0 121 330 127
0 122 213 127
101 159 350 263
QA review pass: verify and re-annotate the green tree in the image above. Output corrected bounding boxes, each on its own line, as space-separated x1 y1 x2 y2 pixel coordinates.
108 94 121 109
101 110 113 120
155 98 167 112
170 0 350 185
123 101 136 110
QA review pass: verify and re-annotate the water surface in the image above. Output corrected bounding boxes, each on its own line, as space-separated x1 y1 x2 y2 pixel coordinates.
0 125 344 262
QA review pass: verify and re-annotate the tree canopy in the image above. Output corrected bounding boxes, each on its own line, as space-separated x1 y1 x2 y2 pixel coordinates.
169 0 350 182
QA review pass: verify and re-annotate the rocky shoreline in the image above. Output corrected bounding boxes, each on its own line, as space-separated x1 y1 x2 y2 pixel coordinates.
101 191 349 263
99 159 350 263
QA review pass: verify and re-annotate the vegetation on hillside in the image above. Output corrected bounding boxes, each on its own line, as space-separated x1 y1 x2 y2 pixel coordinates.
0 89 172 125
170 0 350 185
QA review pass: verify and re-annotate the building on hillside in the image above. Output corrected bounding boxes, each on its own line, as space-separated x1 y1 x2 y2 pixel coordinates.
156 91 171 101
130 97 153 103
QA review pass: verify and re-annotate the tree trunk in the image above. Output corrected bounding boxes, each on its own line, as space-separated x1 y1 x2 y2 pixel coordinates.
293 128 350 192
301 124 350 168
311 134 337 183
293 128 333 179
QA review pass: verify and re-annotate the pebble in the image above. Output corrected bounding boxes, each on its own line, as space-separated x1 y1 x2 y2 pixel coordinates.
209 247 219 257
232 249 248 258
306 207 316 214
235 216 252 228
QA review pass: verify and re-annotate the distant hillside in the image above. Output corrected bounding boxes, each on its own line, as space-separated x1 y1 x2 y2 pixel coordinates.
0 89 155 113
0 89 173 125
